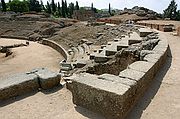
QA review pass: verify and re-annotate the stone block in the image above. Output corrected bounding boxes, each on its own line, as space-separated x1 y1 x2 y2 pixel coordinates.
129 61 155 81
143 53 162 73
138 28 153 37
119 69 148 96
67 73 137 119
34 68 61 90
0 73 39 101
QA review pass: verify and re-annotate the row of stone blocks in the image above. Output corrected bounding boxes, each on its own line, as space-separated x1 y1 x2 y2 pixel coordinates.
137 22 173 32
67 38 168 119
0 68 61 101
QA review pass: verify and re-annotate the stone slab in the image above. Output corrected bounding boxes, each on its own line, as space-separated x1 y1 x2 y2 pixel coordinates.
0 73 39 101
67 73 137 119
138 28 153 37
34 68 61 90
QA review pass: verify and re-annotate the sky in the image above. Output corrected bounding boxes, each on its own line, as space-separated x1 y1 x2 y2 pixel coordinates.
46 0 180 13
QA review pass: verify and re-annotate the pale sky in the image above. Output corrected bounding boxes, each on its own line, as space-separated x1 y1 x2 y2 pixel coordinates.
48 0 180 13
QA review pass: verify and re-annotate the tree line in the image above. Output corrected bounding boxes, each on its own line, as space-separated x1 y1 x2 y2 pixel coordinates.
0 0 80 18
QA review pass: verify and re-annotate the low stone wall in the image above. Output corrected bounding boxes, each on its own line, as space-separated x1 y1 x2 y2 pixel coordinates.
67 33 168 119
137 22 173 32
41 39 69 60
0 68 61 101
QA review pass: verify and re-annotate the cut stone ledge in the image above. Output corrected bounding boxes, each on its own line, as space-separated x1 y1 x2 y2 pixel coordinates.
67 73 138 119
0 73 39 101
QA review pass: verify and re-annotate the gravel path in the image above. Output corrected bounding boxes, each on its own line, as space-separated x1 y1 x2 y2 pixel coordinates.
126 32 180 119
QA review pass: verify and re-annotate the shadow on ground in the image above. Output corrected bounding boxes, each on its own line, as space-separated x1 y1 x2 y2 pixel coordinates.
75 106 105 119
125 47 172 119
0 85 63 107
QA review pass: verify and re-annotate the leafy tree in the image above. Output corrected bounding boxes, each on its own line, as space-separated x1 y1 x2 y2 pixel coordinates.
75 1 79 10
68 2 74 18
61 0 65 17
9 0 29 12
29 0 42 12
1 0 7 12
176 10 180 20
46 1 51 14
163 0 177 20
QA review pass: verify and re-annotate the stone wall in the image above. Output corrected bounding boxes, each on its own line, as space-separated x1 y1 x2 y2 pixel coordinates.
41 39 69 60
137 22 173 32
67 33 169 119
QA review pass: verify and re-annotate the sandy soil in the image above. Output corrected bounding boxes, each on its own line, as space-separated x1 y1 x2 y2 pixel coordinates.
126 32 180 119
0 87 105 119
0 38 64 77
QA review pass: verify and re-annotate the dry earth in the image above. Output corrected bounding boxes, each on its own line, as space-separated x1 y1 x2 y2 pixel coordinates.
0 38 64 77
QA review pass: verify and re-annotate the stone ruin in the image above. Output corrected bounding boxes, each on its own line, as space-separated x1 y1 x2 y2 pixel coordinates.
0 24 168 119
61 26 168 119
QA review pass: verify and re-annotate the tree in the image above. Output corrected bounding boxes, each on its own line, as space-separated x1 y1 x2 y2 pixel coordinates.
29 0 42 12
1 0 7 12
163 0 177 20
64 0 68 16
40 0 45 11
176 10 180 20
91 3 93 11
75 1 79 10
46 1 51 14
9 0 29 13
57 2 61 16
108 3 111 15
68 2 74 18
51 0 56 13
61 0 65 17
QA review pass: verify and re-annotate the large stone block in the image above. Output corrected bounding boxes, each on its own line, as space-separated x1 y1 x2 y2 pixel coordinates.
143 53 162 73
0 73 39 101
34 68 61 90
138 28 153 37
67 73 137 119
119 69 149 96
129 61 155 82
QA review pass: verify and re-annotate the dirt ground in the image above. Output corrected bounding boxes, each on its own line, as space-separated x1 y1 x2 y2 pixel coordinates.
0 38 64 77
126 31 180 119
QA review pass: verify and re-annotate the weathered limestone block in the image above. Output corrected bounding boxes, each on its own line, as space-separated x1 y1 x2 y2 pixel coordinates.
138 28 153 37
67 73 138 119
143 53 162 73
34 68 61 90
119 69 148 96
129 61 155 81
0 73 39 101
